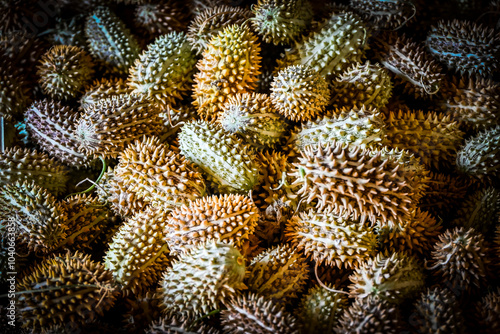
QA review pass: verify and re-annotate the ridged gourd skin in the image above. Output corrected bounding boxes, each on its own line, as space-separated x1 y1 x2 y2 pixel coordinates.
192 24 262 121
0 59 31 121
475 287 500 334
296 284 348 333
104 206 170 294
96 167 149 218
377 209 442 256
159 241 246 317
246 243 309 303
16 251 118 332
76 94 163 159
451 188 500 235
250 0 313 46
85 6 140 75
456 125 500 179
80 77 131 110
277 10 369 77
270 65 331 122
115 135 206 209
178 120 260 193
0 147 69 196
37 45 94 100
383 110 464 170
146 313 221 334
187 5 252 55
438 76 500 130
411 287 465 334
349 0 416 30
165 193 259 254
429 227 490 292
285 208 377 269
289 142 425 227
286 106 386 157
59 194 111 251
334 296 402 334
426 19 500 76
134 0 189 36
128 32 197 107
220 93 288 148
375 33 444 99
24 100 92 168
0 181 67 253
221 293 300 334
331 61 393 110
348 252 425 303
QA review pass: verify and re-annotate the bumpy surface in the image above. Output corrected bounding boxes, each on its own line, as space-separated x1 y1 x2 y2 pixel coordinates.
285 207 377 268
349 252 425 303
331 61 393 110
80 77 131 110
128 32 197 106
270 65 330 122
147 313 220 334
192 24 261 120
37 45 94 100
16 251 117 332
165 193 259 254
0 59 30 121
115 135 206 209
134 0 189 36
104 207 170 294
221 293 300 334
178 120 260 193
159 241 246 316
220 92 287 147
427 19 500 76
475 287 500 334
349 0 416 30
250 0 313 45
456 125 500 179
246 244 309 303
289 142 424 226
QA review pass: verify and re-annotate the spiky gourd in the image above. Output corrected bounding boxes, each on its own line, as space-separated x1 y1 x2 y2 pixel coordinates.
16 251 118 332
104 207 170 294
383 110 464 170
286 106 386 156
85 6 140 74
37 45 94 100
0 59 30 121
179 120 260 193
0 181 67 253
426 20 500 76
278 10 369 77
438 76 500 129
375 33 444 99
159 241 246 317
165 194 259 254
192 24 261 120
123 292 162 333
76 94 163 159
47 16 87 48
429 227 490 292
456 125 500 179
451 188 500 235
221 293 300 334
158 104 200 140
147 313 220 334
297 284 348 333
250 0 313 46
289 142 424 227
411 287 464 334
220 93 287 148
331 61 393 110
475 287 500 334
246 244 309 303
115 135 206 209
285 208 377 269
349 0 416 30
187 5 252 55
0 147 69 196
80 77 131 110
128 32 197 107
134 0 189 36
349 252 425 303
270 65 331 122
334 296 402 334
377 208 442 256
24 100 91 168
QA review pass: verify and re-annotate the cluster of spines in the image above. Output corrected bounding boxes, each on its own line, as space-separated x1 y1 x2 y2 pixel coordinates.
348 0 416 30
134 0 189 37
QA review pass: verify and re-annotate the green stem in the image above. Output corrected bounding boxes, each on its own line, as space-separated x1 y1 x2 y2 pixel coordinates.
187 309 220 331
64 157 106 199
